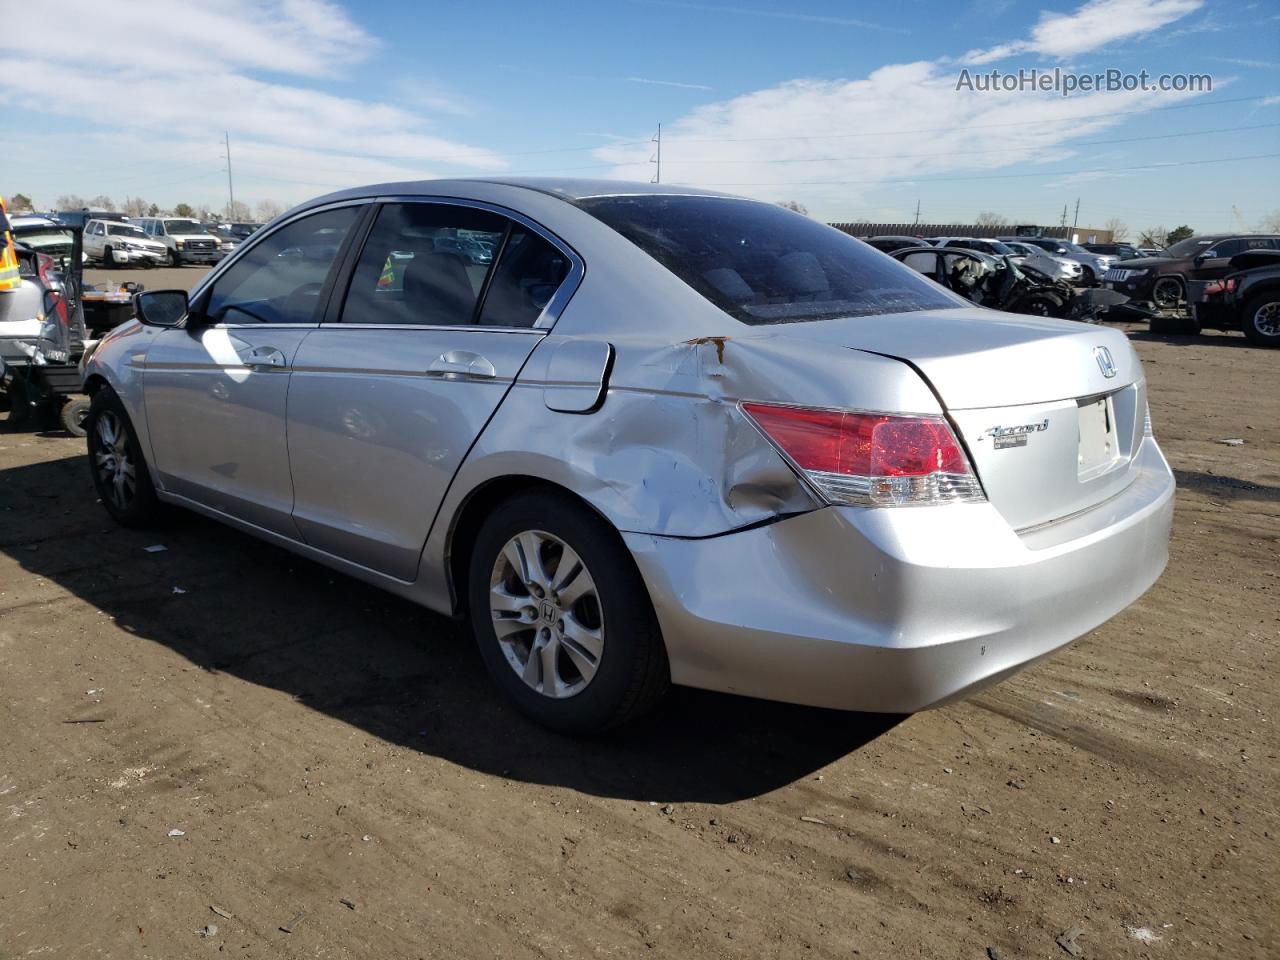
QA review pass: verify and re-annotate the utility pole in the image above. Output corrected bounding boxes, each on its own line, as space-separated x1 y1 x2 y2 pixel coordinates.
650 124 662 184
913 198 921 226
1072 197 1080 229
1060 204 1068 228
224 131 235 219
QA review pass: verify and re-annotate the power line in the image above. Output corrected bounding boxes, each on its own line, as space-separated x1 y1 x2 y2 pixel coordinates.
694 151 1280 187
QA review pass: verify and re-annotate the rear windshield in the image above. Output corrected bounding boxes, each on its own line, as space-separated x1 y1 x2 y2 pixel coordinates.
577 195 960 324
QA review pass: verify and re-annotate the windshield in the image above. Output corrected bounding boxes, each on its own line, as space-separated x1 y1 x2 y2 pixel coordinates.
108 223 147 237
12 226 73 253
577 195 961 324
164 219 208 235
1164 236 1217 257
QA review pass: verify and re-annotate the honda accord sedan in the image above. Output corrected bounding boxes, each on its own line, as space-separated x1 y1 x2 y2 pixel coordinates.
82 179 1174 733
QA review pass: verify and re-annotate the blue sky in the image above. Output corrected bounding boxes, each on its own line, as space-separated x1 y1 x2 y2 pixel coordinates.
4 0 1278 233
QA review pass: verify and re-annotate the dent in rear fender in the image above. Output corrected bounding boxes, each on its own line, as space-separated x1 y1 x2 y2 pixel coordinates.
415 331 942 610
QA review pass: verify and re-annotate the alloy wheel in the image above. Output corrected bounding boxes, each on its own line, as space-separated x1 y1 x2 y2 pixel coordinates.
1253 300 1280 337
1152 277 1183 308
489 529 604 699
93 410 136 510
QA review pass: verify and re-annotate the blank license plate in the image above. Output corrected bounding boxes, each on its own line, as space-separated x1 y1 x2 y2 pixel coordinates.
1078 396 1119 478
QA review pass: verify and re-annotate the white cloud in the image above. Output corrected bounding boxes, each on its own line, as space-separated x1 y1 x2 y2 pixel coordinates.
964 0 1203 64
594 0 1209 214
1 0 501 210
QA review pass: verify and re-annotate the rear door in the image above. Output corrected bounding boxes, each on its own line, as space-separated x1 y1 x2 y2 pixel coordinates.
142 204 364 537
287 199 577 580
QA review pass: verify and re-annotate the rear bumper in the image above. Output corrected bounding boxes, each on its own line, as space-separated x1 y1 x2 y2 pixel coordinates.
625 438 1174 713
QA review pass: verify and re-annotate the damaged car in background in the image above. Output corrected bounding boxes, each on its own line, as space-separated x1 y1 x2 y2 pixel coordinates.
82 179 1174 733
889 244 1126 321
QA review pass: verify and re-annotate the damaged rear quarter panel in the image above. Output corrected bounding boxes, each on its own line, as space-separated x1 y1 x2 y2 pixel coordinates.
416 319 942 611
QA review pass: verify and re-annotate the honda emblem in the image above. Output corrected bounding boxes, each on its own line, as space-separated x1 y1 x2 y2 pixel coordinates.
1094 346 1118 379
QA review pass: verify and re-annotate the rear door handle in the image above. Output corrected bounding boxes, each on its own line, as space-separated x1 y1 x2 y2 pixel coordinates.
427 350 496 380
241 346 287 368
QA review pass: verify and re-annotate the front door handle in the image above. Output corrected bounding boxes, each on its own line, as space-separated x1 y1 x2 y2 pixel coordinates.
427 350 496 380
241 346 287 368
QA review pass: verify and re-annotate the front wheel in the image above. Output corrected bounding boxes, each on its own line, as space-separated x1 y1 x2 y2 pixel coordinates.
467 491 669 734
1241 293 1280 347
86 387 160 526
167 249 179 267
1152 276 1184 309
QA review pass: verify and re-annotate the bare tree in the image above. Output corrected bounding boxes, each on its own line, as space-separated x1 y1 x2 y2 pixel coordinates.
255 199 284 222
1257 209 1280 233
1103 217 1129 241
195 204 213 222
1138 225 1167 248
776 200 809 216
56 194 87 211
974 211 1009 227
89 194 117 211
7 193 34 212
226 200 252 221
123 196 151 217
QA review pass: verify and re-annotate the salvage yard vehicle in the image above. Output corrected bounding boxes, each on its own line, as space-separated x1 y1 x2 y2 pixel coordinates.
1082 242 1142 261
1103 234 1280 311
858 235 925 253
999 235 1114 285
933 237 1081 284
132 216 221 266
1 240 92 434
1002 240 1085 283
82 179 1174 733
891 245 1076 317
1188 249 1280 346
82 219 166 268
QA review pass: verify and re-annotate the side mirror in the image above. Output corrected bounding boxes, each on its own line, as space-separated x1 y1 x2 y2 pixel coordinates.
134 289 188 327
1196 251 1215 263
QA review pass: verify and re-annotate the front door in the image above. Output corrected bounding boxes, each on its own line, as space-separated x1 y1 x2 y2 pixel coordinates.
286 200 574 580
142 204 363 537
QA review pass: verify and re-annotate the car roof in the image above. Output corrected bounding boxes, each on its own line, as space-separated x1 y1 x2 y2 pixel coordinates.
303 177 746 211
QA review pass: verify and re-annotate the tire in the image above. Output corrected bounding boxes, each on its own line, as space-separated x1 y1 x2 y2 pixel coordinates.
467 490 669 734
167 248 179 267
85 387 160 527
60 396 91 437
103 245 115 267
1016 292 1066 318
1149 314 1201 336
1152 276 1184 309
1080 265 1096 286
1240 292 1280 348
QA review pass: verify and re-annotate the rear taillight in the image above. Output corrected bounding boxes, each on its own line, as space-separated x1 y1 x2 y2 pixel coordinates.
741 402 985 507
1204 278 1238 296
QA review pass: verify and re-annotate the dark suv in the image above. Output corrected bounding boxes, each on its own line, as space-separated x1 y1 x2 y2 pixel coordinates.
1102 234 1279 309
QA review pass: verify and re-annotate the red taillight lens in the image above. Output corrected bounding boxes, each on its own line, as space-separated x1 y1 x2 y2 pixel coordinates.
35 252 68 326
741 402 984 507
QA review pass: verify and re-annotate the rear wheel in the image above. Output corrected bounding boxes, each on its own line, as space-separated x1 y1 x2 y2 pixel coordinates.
467 491 669 734
86 387 160 526
2 376 32 427
1241 292 1280 347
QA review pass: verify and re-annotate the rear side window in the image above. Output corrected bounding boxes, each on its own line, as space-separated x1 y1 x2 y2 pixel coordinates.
577 196 959 324
340 202 506 326
476 227 570 327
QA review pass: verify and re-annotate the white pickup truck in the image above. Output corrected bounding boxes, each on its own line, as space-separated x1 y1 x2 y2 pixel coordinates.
132 216 221 266
82 219 167 268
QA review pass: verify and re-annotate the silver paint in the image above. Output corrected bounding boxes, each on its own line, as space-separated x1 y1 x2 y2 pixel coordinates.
83 177 1175 714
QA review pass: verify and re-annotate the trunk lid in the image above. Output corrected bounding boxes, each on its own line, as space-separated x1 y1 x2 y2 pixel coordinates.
777 308 1148 530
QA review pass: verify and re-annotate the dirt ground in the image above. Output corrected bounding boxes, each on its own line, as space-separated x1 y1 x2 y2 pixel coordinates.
1 316 1275 960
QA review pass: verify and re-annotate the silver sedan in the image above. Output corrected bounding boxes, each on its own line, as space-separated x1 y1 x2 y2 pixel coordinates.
82 179 1174 733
